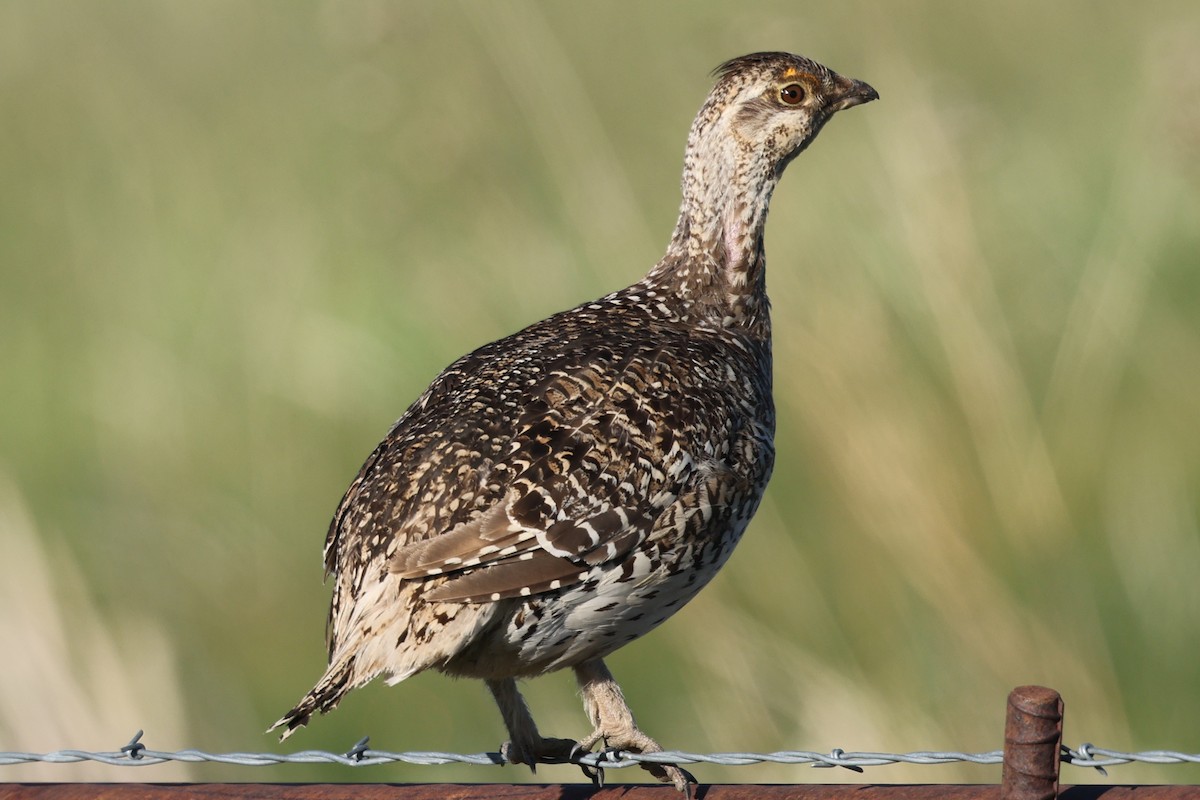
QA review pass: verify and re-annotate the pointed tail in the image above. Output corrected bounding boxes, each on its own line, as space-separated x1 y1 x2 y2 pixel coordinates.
268 655 357 740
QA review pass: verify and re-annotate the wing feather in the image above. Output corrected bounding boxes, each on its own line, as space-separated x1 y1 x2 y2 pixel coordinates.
390 502 538 577
424 548 591 603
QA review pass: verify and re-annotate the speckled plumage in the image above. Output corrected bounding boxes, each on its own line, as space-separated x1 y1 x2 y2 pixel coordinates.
273 52 876 792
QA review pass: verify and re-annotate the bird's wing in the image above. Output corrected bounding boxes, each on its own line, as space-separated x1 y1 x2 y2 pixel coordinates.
387 343 692 603
319 303 748 640
391 489 661 603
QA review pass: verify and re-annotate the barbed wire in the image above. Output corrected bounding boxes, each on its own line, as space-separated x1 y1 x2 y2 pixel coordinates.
2 731 1199 774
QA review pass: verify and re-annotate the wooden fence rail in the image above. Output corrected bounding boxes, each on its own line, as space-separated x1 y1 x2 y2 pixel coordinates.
3 783 1200 800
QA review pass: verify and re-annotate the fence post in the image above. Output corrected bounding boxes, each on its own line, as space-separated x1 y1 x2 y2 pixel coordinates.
1002 684 1064 800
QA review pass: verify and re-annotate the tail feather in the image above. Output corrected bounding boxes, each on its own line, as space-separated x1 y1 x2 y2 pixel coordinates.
269 656 357 740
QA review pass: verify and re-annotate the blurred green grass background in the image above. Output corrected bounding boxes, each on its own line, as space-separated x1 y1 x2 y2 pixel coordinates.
2 0 1199 786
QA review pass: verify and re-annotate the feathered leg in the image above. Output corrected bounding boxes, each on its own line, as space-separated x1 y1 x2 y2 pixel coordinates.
487 677 576 770
574 658 695 794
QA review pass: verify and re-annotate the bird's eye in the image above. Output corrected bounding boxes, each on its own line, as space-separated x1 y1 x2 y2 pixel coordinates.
779 83 806 106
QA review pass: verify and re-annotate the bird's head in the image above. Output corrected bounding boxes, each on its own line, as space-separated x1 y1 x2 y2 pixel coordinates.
694 51 879 178
658 51 877 322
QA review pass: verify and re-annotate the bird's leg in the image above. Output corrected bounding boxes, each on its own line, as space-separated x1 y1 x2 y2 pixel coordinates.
573 658 696 794
486 677 576 771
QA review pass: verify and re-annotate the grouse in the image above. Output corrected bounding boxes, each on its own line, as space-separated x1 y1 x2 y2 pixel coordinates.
272 51 877 793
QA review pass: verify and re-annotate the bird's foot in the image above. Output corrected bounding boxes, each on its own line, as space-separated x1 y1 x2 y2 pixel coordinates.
498 735 578 772
577 725 696 796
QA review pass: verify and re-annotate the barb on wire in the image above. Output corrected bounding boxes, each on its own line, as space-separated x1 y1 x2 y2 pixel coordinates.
345 736 371 763
0 732 1197 773
1062 742 1200 771
120 730 146 761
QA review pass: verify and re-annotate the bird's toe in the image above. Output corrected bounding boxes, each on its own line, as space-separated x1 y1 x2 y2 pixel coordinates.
583 726 696 794
499 735 578 772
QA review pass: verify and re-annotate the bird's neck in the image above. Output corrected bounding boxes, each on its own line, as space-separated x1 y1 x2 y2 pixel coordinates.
645 122 780 338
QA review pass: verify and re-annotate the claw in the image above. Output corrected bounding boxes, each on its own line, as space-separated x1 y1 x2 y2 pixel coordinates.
568 740 604 787
676 765 698 797
498 740 533 773
655 762 696 796
583 762 605 788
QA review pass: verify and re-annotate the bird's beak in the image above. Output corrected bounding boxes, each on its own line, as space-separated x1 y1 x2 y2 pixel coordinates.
829 77 879 112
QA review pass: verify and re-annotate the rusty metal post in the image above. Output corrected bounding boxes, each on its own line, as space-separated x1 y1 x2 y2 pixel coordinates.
1002 685 1064 800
